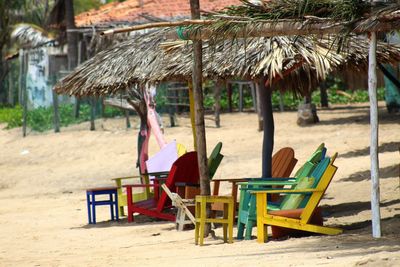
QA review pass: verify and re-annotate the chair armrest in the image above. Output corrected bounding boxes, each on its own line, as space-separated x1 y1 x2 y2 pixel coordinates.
111 175 141 181
250 188 320 194
124 184 159 188
238 180 297 187
211 178 248 182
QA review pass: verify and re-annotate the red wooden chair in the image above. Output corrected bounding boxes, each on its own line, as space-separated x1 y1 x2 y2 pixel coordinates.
125 152 199 222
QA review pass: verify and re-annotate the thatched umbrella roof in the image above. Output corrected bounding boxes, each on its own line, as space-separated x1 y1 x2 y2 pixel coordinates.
54 28 400 97
53 28 337 97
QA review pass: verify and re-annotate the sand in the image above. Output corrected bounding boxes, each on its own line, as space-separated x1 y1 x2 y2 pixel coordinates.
0 102 399 266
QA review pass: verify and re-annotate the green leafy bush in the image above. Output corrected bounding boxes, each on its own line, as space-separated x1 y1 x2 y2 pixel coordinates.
0 105 23 128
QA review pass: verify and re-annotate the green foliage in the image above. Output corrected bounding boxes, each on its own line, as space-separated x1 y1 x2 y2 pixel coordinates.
103 105 125 118
0 103 125 131
224 0 369 21
0 105 23 129
200 84 386 111
74 0 102 14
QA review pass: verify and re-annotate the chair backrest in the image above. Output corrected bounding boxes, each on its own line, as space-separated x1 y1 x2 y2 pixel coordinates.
157 152 199 211
300 153 338 223
293 144 326 178
280 157 330 210
208 142 224 179
271 147 298 178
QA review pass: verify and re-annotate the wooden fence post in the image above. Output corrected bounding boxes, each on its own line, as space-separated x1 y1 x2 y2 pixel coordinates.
368 31 381 238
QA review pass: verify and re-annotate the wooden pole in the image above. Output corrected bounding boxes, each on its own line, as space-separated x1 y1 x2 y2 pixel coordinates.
52 75 60 133
22 51 28 138
320 81 329 108
101 15 400 38
188 81 197 150
278 91 285 112
190 0 210 193
7 61 13 106
125 110 131 128
255 81 263 131
90 97 96 131
368 31 381 238
18 49 23 105
227 82 233 112
258 77 274 178
214 80 223 128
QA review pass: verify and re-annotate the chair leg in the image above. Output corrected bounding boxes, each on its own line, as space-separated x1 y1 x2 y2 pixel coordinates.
223 203 228 243
177 208 186 231
114 192 119 221
109 193 114 220
126 186 134 222
92 194 96 224
237 221 245 240
87 192 92 224
195 201 200 245
245 220 254 240
119 206 125 217
199 199 206 246
228 199 234 243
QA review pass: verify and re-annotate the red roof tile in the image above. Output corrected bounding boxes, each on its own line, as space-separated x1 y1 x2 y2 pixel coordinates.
75 0 242 27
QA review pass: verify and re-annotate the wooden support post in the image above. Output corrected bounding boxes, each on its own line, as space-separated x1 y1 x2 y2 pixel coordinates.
255 81 263 132
90 97 96 131
188 81 197 150
368 31 381 238
214 80 223 128
239 83 243 112
18 49 24 105
52 75 60 133
250 82 257 112
320 81 329 108
227 82 233 112
74 98 80 118
125 110 131 128
7 61 13 106
22 51 28 138
259 77 274 178
190 0 210 194
279 91 285 112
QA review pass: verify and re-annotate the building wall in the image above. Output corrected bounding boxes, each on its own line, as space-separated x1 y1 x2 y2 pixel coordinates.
25 46 69 110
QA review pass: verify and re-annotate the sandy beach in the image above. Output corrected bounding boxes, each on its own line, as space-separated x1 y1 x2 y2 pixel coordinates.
0 102 399 266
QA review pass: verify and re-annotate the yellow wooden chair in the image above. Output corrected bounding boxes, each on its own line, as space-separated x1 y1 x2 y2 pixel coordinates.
252 153 342 243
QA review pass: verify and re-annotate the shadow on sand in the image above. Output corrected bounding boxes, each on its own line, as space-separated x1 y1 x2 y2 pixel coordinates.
340 164 399 182
321 199 400 219
340 141 400 158
317 111 400 126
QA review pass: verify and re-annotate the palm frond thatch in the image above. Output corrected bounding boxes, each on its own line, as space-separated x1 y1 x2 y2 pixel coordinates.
11 23 55 48
54 28 400 98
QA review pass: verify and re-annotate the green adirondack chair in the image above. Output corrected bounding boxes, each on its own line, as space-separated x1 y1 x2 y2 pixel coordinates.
237 144 327 240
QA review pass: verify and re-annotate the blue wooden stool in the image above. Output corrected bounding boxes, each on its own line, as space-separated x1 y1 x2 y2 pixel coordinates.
86 187 119 224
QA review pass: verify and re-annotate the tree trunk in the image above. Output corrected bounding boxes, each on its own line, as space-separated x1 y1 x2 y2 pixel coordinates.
320 81 329 108
368 31 381 238
259 77 274 178
65 0 78 70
